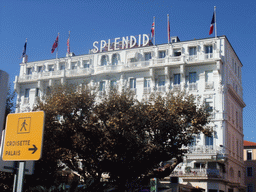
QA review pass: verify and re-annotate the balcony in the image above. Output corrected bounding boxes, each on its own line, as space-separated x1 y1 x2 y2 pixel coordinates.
186 145 226 160
187 55 198 62
66 68 92 77
171 168 224 179
126 60 151 69
95 64 122 74
157 86 166 93
18 52 221 83
143 87 151 95
188 83 197 91
172 84 181 91
205 82 214 89
205 53 213 59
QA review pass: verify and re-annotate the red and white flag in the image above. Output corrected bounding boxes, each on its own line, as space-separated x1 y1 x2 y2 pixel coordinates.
209 12 215 35
151 22 155 39
51 35 59 53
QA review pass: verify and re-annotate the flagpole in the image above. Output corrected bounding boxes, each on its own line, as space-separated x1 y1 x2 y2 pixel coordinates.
167 14 169 44
214 6 217 38
153 16 156 46
56 32 59 59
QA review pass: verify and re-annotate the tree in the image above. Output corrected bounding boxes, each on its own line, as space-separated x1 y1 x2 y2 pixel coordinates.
31 85 210 191
0 85 16 192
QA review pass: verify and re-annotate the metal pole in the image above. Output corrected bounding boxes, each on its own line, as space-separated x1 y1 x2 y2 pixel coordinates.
167 14 169 44
214 6 217 38
153 16 156 46
56 32 59 59
16 161 26 192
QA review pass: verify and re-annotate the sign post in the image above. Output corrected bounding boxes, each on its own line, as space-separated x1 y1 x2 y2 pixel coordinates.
2 111 45 192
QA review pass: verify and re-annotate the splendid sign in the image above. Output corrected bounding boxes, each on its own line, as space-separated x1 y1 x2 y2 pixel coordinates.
93 34 150 53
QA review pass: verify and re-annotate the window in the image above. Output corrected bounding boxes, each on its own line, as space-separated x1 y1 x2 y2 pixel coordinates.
60 64 65 70
189 136 196 146
27 68 32 75
144 78 151 88
157 76 165 92
173 49 181 56
144 52 152 61
25 88 30 98
205 136 213 146
247 167 253 177
38 66 43 73
189 72 197 83
194 162 205 169
48 65 54 72
83 60 90 68
35 88 40 97
144 78 151 94
247 184 254 192
71 62 77 70
130 78 136 91
46 86 51 94
158 77 165 86
101 55 107 66
205 45 213 54
205 71 213 89
247 150 252 160
174 74 180 85
206 102 213 115
24 88 30 104
158 51 166 58
189 47 197 56
99 81 106 96
112 54 118 65
130 58 138 63
99 81 106 92
110 80 117 90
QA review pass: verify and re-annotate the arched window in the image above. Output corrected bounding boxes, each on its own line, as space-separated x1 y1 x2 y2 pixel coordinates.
101 55 107 66
112 54 119 65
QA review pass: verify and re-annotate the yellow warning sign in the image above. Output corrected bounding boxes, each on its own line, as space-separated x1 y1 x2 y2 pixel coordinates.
2 111 45 161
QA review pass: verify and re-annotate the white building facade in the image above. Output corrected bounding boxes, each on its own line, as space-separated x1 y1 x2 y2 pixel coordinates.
14 35 245 192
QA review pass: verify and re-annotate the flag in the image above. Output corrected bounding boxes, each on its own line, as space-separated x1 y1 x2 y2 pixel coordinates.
167 15 170 43
67 36 70 54
21 40 27 58
151 22 155 39
209 12 215 35
51 35 59 53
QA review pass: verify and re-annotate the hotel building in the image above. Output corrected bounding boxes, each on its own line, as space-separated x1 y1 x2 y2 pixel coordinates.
14 35 245 192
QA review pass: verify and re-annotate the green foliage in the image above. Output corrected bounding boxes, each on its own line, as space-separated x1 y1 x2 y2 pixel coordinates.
32 85 210 190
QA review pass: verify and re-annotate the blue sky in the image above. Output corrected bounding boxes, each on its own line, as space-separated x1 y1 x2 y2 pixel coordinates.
1 0 256 141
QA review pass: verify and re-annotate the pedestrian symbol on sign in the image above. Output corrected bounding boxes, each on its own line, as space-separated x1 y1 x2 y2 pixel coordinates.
20 120 27 131
18 117 31 134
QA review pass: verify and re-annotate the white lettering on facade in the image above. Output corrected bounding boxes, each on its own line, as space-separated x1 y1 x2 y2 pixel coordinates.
100 40 107 52
143 34 149 47
93 41 99 53
93 34 150 53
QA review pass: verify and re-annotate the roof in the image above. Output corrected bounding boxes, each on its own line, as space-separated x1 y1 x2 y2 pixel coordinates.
244 140 256 147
